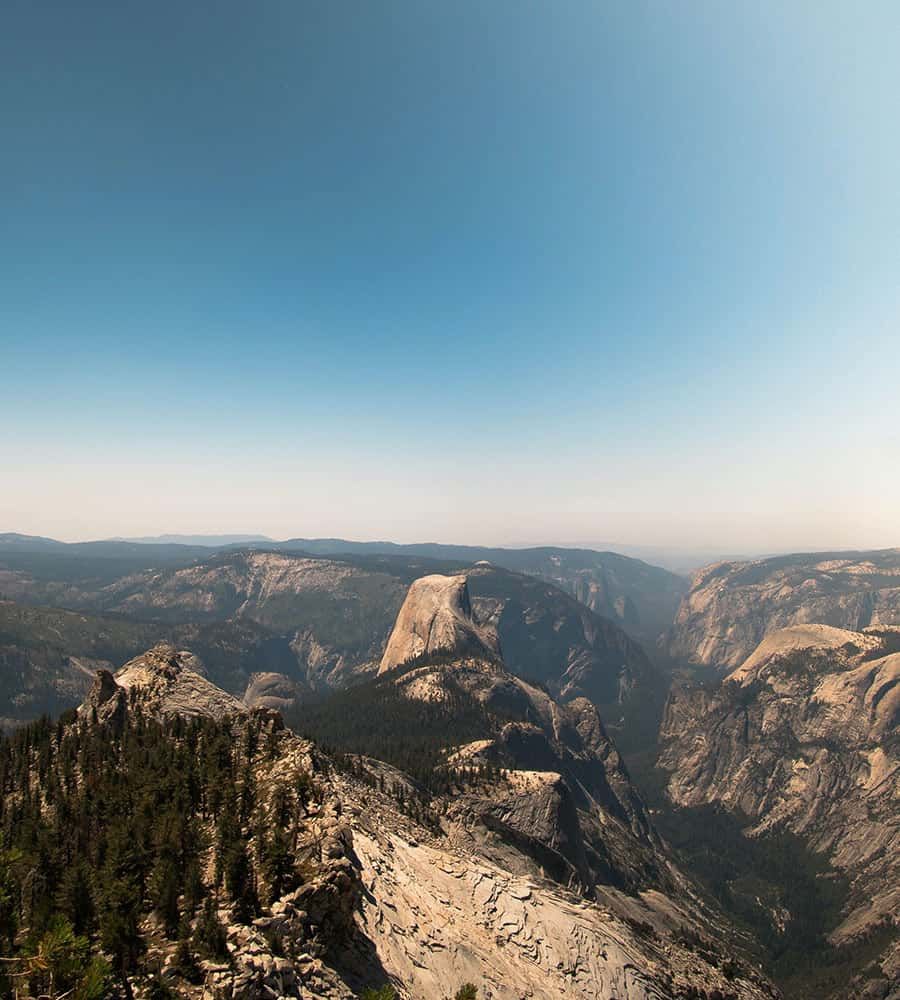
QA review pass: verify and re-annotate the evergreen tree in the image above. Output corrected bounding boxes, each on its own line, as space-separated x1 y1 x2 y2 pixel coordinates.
192 897 229 962
224 841 258 921
149 856 181 938
58 860 96 937
261 823 294 903
172 932 203 984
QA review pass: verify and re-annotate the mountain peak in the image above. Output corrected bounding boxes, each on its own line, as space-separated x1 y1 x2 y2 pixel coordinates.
379 573 500 673
79 642 246 724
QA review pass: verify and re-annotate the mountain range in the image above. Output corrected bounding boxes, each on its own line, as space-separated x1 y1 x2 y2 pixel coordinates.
1 581 776 1000
0 537 668 740
659 622 900 996
1 532 898 999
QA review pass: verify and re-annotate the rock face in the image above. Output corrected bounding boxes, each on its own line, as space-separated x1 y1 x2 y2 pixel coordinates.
0 551 661 732
57 642 777 1000
243 671 303 711
658 624 900 991
392 655 661 894
79 641 246 726
351 813 769 1000
468 564 659 711
379 574 500 673
667 548 900 669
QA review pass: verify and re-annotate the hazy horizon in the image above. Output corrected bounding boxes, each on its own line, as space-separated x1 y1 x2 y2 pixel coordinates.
4 3 899 550
3 522 898 567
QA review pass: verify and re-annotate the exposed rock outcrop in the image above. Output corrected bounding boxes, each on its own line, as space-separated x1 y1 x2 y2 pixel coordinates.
58 642 778 1000
667 549 900 669
377 575 666 895
379 574 500 673
658 624 900 993
243 671 303 711
78 641 246 726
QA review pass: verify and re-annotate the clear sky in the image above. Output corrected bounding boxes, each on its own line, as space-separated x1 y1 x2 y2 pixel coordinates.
3 1 899 551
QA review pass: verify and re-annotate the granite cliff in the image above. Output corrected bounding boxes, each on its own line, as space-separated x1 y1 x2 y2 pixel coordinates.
667 549 900 670
658 624 900 997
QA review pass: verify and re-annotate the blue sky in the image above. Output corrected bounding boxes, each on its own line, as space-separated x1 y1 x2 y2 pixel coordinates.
2 1 899 549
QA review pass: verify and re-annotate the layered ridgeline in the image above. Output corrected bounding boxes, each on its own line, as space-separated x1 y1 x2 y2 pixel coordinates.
273 539 687 644
0 634 776 999
0 548 661 733
667 549 900 670
657 625 900 999
0 533 686 645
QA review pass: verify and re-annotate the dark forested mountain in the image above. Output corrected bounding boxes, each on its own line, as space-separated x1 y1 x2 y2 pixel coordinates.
0 600 306 728
0 535 213 610
0 637 776 1000
113 534 274 546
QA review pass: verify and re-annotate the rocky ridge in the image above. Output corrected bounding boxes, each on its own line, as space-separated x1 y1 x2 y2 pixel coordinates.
51 599 776 998
79 642 246 727
667 549 900 669
658 624 900 995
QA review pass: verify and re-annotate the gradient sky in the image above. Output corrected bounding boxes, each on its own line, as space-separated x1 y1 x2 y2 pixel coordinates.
3 1 899 550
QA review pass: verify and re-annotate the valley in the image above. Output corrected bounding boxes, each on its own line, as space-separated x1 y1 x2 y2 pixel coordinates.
0 536 897 999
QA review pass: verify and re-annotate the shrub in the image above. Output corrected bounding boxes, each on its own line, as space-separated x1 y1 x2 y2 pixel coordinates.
361 986 397 1000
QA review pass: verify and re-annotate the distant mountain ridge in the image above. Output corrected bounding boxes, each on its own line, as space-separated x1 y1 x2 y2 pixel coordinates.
0 531 687 644
111 533 274 546
273 538 687 643
0 548 662 733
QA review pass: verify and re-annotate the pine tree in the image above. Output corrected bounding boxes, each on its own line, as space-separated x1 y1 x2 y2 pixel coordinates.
172 929 203 985
58 860 95 937
192 898 229 962
261 823 294 903
224 842 258 921
183 858 204 914
149 857 181 938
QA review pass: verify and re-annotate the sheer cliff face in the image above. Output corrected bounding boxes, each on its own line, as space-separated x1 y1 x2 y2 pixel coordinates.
658 624 900 976
467 564 659 710
667 549 900 669
378 574 500 673
377 574 663 896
